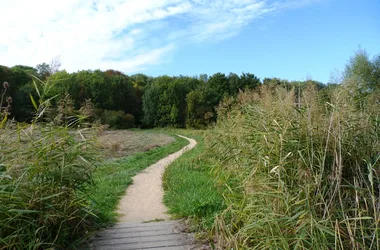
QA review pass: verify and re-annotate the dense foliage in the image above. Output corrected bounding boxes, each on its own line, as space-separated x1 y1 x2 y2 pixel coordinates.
1 62 325 129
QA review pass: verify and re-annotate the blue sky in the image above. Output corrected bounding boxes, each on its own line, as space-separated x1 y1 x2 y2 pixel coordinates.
148 0 380 83
1 0 379 83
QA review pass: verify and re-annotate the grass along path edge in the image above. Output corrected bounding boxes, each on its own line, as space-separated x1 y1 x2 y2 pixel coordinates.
88 131 188 227
116 134 197 222
162 130 225 235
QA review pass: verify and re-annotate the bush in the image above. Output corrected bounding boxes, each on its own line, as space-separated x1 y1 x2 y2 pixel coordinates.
101 110 135 129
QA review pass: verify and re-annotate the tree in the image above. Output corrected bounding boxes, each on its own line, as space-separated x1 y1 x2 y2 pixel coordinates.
50 56 62 74
130 74 152 125
36 56 62 80
46 71 72 101
36 63 52 80
186 86 218 128
344 48 376 92
207 73 229 100
141 75 199 127
227 73 241 96
142 84 161 127
240 72 260 90
0 65 35 120
198 74 208 83
12 65 38 77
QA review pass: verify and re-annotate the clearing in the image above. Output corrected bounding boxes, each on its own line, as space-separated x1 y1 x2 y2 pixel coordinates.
96 130 175 159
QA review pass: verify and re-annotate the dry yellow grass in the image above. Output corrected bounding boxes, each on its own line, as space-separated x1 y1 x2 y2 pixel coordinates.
96 130 175 159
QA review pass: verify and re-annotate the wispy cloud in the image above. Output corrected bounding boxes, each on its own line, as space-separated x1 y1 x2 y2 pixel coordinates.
0 0 320 73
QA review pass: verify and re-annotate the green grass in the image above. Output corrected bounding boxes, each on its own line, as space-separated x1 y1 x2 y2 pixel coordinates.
88 130 188 226
162 130 225 230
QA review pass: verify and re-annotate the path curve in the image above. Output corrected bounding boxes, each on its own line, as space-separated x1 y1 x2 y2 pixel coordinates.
117 135 197 222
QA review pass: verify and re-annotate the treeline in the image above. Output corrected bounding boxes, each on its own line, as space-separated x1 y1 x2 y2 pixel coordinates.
1 65 326 128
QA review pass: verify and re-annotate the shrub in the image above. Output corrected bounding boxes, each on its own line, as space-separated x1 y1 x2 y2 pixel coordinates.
124 113 135 128
101 110 135 129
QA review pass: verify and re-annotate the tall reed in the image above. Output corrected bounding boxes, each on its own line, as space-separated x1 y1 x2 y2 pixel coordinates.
209 84 379 249
0 79 98 249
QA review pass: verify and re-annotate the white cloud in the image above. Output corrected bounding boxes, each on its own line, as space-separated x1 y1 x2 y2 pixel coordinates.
0 0 320 73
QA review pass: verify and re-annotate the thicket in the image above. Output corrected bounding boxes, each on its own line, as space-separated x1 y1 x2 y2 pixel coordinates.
204 50 380 249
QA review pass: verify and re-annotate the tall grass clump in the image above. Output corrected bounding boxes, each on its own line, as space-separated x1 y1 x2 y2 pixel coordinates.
209 83 379 249
0 79 98 249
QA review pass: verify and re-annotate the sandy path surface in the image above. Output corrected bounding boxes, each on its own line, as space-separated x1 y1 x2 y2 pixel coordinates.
116 135 197 223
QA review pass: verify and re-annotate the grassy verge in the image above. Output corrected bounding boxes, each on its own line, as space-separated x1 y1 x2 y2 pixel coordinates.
88 130 188 226
162 130 225 232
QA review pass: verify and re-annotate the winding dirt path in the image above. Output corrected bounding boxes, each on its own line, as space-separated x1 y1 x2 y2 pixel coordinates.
116 135 197 222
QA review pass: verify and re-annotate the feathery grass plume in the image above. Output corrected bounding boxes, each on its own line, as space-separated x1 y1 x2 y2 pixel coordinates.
3 81 9 89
